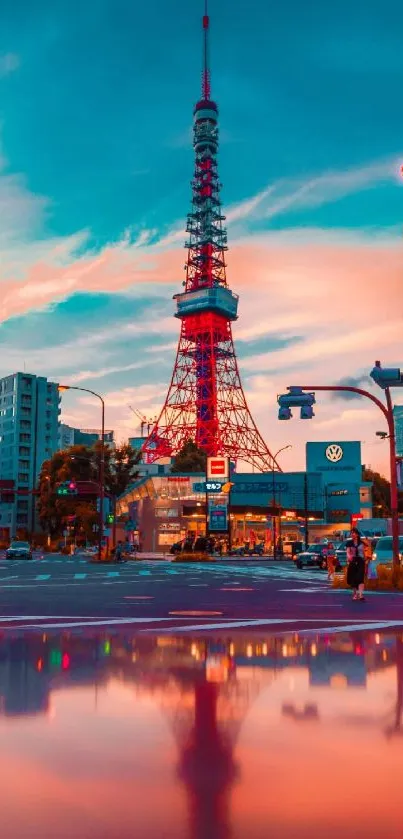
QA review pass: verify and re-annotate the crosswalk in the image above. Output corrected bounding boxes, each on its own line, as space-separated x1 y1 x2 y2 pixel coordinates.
0 561 329 587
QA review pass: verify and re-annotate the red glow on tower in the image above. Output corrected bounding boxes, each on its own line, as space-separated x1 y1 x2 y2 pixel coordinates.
142 5 279 472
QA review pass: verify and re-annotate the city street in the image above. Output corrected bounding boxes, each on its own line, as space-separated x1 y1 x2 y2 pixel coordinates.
0 554 403 634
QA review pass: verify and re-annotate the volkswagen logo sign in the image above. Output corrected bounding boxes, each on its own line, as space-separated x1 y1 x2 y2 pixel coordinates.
325 444 343 463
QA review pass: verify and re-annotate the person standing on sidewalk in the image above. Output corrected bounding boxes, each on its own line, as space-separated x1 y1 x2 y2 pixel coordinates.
346 528 366 601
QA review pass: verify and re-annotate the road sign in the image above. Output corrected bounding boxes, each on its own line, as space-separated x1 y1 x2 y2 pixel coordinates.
207 457 229 480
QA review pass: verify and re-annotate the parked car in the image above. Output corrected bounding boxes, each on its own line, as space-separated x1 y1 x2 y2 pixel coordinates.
294 544 331 570
6 541 33 561
371 536 403 568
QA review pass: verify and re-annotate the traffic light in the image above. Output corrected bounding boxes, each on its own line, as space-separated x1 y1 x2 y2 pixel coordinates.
277 388 315 420
106 513 114 525
57 481 78 496
370 362 403 390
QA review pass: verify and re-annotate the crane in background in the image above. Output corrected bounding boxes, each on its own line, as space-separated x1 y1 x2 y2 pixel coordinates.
128 405 156 438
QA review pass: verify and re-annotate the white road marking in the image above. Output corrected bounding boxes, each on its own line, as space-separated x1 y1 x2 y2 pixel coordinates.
107 572 120 578
1 617 194 630
299 619 403 634
73 574 87 580
279 587 330 593
35 574 51 581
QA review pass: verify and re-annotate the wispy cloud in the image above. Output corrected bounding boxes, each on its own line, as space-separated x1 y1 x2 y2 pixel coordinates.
226 157 401 226
329 375 373 401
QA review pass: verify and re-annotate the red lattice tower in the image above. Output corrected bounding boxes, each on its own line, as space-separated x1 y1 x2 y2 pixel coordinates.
143 2 280 472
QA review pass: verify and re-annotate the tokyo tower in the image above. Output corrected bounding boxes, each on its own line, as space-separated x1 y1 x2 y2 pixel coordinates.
143 2 279 472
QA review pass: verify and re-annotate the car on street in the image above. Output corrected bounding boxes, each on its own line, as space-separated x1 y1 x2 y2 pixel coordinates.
294 544 331 570
334 543 348 567
6 541 33 560
371 536 403 568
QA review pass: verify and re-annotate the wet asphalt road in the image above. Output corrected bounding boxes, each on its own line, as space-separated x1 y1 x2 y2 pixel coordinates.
0 553 402 634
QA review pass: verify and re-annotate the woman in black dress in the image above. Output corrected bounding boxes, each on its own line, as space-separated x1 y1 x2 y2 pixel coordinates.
346 528 366 601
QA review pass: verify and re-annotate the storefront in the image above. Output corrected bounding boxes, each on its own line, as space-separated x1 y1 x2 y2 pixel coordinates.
116 471 325 553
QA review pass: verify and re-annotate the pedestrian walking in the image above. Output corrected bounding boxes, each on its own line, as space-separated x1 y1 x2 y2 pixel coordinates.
326 542 336 581
346 528 366 601
114 541 123 563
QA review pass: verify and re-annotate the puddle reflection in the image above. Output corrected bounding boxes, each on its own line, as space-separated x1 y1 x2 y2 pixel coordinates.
0 630 402 838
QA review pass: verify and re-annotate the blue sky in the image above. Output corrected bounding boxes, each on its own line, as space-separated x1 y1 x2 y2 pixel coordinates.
0 0 402 472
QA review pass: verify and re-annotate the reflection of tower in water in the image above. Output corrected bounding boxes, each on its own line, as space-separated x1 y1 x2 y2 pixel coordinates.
161 646 272 839
178 680 238 839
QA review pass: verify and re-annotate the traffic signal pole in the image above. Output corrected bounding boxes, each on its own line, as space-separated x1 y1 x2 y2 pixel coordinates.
296 383 400 566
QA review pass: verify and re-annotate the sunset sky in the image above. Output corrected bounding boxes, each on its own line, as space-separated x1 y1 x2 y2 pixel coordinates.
0 0 402 473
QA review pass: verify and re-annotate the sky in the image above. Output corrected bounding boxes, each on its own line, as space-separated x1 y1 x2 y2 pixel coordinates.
0 0 402 475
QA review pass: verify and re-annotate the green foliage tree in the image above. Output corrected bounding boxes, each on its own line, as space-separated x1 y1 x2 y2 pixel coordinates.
102 442 142 498
171 440 207 473
363 467 403 516
37 443 141 539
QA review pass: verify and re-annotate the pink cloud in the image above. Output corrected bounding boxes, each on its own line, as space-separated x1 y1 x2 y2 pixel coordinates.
52 232 402 475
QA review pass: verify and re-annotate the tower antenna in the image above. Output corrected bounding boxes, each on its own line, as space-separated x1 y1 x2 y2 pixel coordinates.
202 0 211 100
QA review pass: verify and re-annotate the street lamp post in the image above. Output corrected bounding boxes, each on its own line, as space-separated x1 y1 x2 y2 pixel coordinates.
277 361 402 565
272 446 292 559
58 386 105 562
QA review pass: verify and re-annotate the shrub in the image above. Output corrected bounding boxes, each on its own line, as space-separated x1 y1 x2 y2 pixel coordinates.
172 552 215 563
333 563 403 591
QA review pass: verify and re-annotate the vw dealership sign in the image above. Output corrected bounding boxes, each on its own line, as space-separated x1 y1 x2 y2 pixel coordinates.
306 441 362 483
325 444 344 463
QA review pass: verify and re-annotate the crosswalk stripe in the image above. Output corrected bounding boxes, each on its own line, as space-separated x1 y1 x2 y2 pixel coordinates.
35 574 51 581
73 573 87 580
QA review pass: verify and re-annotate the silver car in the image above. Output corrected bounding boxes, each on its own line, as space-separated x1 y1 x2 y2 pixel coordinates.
371 536 403 567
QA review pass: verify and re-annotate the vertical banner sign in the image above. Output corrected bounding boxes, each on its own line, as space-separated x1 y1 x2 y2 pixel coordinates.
208 503 228 532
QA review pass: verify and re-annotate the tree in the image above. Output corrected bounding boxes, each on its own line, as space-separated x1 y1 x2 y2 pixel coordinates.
171 440 207 473
363 467 403 516
37 443 142 538
103 443 142 498
37 445 96 538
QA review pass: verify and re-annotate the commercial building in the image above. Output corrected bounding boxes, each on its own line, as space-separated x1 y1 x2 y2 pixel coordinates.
116 439 375 553
306 441 372 526
58 424 115 449
0 373 60 539
116 470 325 552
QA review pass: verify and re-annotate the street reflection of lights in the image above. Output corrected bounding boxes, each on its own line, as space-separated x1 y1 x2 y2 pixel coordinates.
191 643 198 657
42 634 47 643
246 644 253 658
282 644 288 658
262 643 268 655
229 643 235 656
311 643 317 657
132 652 137 663
375 634 381 645
382 650 388 662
